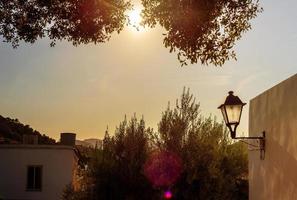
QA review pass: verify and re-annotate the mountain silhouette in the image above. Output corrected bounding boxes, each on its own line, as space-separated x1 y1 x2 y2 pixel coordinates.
0 115 55 144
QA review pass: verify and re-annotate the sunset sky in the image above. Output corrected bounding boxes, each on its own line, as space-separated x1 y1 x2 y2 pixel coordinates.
0 0 296 140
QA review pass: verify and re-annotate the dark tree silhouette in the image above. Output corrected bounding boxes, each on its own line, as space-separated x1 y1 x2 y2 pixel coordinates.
141 0 262 66
0 115 55 144
155 88 248 199
1 0 261 66
0 0 131 47
64 89 248 200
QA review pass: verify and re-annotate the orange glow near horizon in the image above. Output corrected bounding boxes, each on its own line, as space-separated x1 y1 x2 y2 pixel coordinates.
0 0 295 141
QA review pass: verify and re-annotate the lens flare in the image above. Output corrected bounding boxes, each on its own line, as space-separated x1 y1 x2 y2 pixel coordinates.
144 150 182 187
164 190 172 199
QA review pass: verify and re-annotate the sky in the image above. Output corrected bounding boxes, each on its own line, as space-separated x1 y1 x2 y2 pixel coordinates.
0 0 296 140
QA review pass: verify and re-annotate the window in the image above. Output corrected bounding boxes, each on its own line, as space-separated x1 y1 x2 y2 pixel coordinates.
27 166 42 191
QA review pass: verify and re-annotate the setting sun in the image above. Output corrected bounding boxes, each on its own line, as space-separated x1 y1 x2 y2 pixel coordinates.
127 8 145 32
1 0 297 199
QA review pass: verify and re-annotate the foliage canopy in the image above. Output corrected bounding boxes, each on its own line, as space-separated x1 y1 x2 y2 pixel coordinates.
0 0 131 47
141 0 262 66
0 0 262 66
64 89 248 200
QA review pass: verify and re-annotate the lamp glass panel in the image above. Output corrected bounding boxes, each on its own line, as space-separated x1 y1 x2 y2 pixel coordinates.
225 105 242 124
220 107 228 124
230 124 236 133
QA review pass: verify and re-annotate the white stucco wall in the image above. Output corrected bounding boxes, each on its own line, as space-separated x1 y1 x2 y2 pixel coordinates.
249 73 297 200
0 145 76 200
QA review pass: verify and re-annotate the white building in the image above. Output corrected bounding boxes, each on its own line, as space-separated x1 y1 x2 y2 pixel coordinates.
0 133 80 200
249 74 297 199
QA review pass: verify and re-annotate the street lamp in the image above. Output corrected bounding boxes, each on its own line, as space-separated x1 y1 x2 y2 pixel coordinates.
218 91 265 159
218 91 246 139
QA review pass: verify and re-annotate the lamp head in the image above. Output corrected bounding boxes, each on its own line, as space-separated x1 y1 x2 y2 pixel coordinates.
218 91 246 138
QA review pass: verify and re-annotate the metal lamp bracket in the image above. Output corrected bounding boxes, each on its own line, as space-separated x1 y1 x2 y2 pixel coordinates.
236 131 265 160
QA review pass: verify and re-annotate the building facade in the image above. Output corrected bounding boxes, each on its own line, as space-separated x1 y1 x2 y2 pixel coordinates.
0 134 79 200
249 74 297 199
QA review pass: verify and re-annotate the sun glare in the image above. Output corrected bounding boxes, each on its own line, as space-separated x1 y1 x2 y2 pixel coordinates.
127 8 146 33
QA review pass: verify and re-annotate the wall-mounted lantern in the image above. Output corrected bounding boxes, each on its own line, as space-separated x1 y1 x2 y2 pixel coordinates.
218 91 265 160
